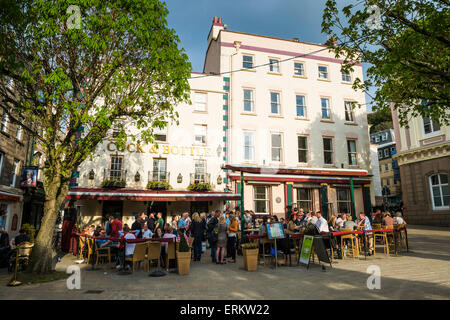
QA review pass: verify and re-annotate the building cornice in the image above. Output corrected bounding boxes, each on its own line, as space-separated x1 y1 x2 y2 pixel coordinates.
394 141 449 166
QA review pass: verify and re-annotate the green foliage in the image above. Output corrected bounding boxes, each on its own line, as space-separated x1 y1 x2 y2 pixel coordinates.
146 180 172 190
242 242 258 250
367 109 393 133
0 0 191 272
187 182 212 192
322 0 450 127
21 223 36 243
101 179 126 188
178 232 190 252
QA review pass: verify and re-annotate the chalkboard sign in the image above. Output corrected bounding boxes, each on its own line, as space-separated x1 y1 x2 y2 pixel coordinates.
313 236 331 266
299 235 314 266
299 235 331 269
266 222 285 239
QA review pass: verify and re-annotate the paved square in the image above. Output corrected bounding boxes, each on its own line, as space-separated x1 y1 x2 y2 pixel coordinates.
1 225 449 300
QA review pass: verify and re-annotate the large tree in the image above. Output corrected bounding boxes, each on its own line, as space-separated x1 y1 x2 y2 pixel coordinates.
0 0 191 273
322 0 449 126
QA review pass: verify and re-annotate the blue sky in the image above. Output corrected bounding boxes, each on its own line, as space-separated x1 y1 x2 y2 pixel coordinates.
164 0 374 113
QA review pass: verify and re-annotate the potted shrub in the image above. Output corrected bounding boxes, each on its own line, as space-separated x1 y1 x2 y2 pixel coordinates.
146 181 172 190
242 242 258 271
101 179 126 188
176 232 191 275
187 182 212 192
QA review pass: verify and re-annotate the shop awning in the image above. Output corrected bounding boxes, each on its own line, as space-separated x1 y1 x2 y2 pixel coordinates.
66 188 241 202
0 191 23 202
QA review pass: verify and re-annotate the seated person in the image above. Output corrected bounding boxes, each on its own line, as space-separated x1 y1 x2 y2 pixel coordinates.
161 225 176 268
10 229 30 248
117 226 136 270
141 224 153 239
336 213 347 229
382 212 394 226
309 211 318 225
153 227 163 239
315 212 329 233
328 216 339 232
343 215 357 230
394 212 406 225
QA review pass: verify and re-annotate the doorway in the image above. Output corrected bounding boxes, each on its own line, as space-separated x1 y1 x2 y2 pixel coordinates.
148 201 167 222
190 201 209 214
102 201 123 221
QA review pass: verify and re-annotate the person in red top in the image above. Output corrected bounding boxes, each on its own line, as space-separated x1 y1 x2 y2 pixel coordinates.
111 216 123 238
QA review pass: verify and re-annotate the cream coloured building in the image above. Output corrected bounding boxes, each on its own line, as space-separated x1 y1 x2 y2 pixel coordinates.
392 105 449 226
68 74 240 226
68 17 375 225
204 17 373 219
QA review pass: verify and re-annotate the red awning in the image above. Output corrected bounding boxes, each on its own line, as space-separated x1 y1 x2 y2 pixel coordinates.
0 191 22 202
66 188 241 202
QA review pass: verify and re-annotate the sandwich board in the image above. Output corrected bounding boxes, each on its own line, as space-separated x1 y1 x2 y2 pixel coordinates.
299 235 331 269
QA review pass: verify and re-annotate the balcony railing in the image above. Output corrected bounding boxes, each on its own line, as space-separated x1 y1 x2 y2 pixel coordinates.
148 171 170 182
102 169 127 188
190 173 211 185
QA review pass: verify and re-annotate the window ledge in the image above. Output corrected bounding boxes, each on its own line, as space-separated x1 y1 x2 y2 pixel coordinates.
241 68 256 72
348 165 360 169
241 112 257 116
317 78 331 82
295 117 309 121
193 111 208 114
269 115 284 119
344 122 358 126
293 75 307 79
296 163 310 167
267 72 282 76
323 164 336 168
0 131 10 138
320 119 335 123
341 81 353 85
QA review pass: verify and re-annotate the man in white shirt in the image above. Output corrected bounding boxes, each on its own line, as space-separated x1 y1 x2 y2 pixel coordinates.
336 213 347 228
315 211 329 233
309 211 319 225
141 224 153 239
117 226 137 270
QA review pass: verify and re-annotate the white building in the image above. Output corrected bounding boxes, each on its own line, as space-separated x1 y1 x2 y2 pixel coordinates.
69 17 375 225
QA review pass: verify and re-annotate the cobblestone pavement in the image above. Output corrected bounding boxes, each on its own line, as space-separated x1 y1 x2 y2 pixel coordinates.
0 225 449 300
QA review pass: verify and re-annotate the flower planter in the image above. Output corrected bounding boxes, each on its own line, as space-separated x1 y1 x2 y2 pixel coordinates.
177 250 191 275
243 248 258 271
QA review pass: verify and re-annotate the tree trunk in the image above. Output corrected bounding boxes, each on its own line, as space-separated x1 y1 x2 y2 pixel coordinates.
27 176 68 274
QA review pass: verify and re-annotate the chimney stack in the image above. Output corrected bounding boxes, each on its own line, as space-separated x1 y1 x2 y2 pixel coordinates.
207 16 225 46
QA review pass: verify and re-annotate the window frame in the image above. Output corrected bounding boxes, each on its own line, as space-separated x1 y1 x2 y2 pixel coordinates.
193 124 207 145
297 135 309 164
323 137 334 165
243 88 255 113
296 188 313 212
268 58 280 73
295 94 307 118
429 174 449 210
320 97 332 120
253 185 270 214
294 61 305 77
152 158 167 182
269 91 281 115
242 54 254 70
347 139 358 166
341 70 352 83
336 188 352 215
243 131 255 162
193 92 207 112
270 132 283 163
1 113 8 133
422 116 441 136
344 100 355 123
318 65 329 80
109 155 124 180
10 159 20 187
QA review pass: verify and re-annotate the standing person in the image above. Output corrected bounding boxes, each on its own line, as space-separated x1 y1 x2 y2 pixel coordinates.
172 215 179 235
207 210 220 263
105 215 113 236
155 212 165 234
185 213 192 236
147 213 156 232
178 212 188 234
191 213 205 261
131 214 143 238
111 215 123 238
357 212 374 255
216 215 228 264
315 212 329 233
227 213 238 263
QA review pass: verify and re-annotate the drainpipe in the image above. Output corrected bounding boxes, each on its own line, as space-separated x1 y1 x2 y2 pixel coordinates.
350 177 356 220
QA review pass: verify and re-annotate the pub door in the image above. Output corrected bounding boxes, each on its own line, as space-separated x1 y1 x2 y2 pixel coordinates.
102 201 123 221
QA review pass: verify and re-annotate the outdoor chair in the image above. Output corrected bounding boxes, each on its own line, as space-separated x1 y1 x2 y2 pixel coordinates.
9 242 34 272
125 242 147 273
373 228 389 256
78 236 86 260
340 228 359 259
95 241 111 266
383 225 395 252
86 238 94 264
396 224 407 250
260 238 275 266
165 241 176 271
147 241 162 272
